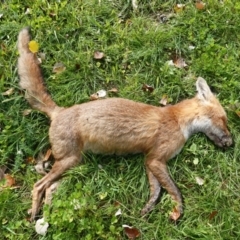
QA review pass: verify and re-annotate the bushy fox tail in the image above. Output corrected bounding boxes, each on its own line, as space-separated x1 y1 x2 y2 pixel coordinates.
17 27 60 119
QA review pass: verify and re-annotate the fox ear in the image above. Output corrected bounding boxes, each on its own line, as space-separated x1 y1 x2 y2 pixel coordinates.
196 77 213 102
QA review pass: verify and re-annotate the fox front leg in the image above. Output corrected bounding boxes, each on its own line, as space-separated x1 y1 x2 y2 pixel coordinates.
141 167 161 215
145 158 183 221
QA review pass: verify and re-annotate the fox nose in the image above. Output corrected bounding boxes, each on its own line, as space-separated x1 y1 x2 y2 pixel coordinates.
223 135 233 147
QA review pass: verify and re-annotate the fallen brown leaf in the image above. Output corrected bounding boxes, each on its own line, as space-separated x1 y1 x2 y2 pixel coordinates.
108 88 118 93
2 218 8 225
114 200 121 207
23 109 32 116
173 57 188 68
35 218 49 236
38 52 46 61
49 12 56 17
115 208 122 216
196 176 204 185
209 210 218 220
26 156 36 164
2 88 14 96
123 225 140 239
125 19 132 26
132 0 138 11
220 180 228 190
0 174 16 190
174 4 185 13
94 51 105 60
90 90 107 100
90 94 99 101
195 1 206 10
4 174 16 187
142 83 154 93
52 62 66 74
75 63 81 71
25 8 31 15
159 94 168 106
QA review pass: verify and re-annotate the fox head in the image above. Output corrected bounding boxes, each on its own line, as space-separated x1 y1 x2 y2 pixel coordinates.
193 77 232 148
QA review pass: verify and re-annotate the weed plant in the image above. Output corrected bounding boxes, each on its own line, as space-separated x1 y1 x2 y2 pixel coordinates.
0 0 240 239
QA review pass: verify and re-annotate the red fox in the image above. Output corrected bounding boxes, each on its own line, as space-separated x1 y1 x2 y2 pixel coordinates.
17 28 232 222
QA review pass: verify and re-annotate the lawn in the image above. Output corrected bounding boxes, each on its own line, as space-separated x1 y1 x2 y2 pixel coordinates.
1 0 240 239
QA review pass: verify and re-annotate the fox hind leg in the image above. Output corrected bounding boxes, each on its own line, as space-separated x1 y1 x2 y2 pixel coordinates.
30 155 81 221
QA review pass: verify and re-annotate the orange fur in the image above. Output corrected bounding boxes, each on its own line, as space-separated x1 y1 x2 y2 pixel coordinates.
17 28 232 221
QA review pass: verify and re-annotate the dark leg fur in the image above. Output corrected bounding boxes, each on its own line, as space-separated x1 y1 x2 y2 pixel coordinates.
145 159 183 219
141 166 161 215
31 156 80 221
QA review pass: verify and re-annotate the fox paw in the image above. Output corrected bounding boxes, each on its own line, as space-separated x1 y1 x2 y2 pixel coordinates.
169 206 182 221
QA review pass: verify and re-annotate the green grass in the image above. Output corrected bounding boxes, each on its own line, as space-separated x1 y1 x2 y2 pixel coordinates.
1 0 240 239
